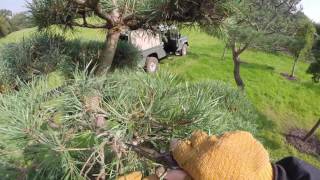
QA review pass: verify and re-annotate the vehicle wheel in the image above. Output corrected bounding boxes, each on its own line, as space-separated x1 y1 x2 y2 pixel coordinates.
145 57 159 73
180 44 188 56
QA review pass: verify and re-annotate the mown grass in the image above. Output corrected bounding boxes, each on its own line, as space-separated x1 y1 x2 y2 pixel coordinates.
0 26 105 45
1 27 320 167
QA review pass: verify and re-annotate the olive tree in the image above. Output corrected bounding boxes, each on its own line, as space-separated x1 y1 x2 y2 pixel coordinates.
29 0 234 74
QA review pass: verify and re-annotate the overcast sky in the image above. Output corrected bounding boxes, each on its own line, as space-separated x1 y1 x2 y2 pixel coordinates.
0 0 319 23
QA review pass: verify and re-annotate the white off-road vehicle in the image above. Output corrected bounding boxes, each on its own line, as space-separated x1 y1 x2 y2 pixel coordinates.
120 25 189 72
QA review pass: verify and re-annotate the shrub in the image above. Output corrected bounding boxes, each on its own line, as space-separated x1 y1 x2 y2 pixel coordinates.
0 70 258 179
113 40 141 69
0 32 68 89
0 33 141 91
0 15 11 38
307 60 320 83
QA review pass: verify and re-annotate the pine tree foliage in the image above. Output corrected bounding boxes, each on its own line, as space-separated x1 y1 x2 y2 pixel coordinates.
307 23 320 83
0 70 258 179
29 0 235 29
215 0 304 89
28 0 236 74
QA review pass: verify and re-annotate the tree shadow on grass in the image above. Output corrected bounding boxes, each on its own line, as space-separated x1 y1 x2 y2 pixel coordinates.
255 111 282 150
241 62 275 72
187 52 201 59
301 82 320 95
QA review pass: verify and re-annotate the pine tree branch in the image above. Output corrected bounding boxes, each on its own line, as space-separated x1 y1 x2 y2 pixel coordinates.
238 43 250 54
73 0 86 5
71 0 114 27
72 22 106 28
94 4 114 26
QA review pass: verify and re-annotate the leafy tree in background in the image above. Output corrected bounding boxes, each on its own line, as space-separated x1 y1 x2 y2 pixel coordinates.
222 0 302 89
0 9 33 37
0 9 12 37
10 12 33 31
307 23 320 83
29 0 235 74
0 9 12 17
0 16 12 37
288 17 315 78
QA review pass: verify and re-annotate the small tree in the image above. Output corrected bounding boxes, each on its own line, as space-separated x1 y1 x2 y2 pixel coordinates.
0 9 12 37
29 0 234 74
10 12 34 32
288 16 315 78
222 0 302 89
0 16 11 37
303 119 320 142
307 23 320 83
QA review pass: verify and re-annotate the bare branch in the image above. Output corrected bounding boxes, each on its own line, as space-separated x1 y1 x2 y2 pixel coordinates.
123 13 146 25
123 13 134 22
72 0 114 27
94 3 114 26
72 22 106 29
238 43 250 55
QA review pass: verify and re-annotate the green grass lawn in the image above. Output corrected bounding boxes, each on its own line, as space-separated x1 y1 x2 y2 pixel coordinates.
0 26 105 45
162 29 320 167
1 27 320 167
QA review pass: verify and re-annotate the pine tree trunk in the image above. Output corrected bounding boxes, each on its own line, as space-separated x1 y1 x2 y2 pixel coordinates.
303 119 320 142
95 28 121 75
232 47 245 90
290 57 298 77
221 45 227 60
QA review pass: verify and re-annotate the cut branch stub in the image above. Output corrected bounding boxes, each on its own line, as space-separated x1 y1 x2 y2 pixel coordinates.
84 95 102 113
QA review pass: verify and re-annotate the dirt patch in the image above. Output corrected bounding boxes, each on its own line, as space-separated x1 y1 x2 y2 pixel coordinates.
285 129 320 155
280 72 297 81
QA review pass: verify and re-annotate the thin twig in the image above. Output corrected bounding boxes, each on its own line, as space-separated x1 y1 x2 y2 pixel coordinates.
80 149 98 177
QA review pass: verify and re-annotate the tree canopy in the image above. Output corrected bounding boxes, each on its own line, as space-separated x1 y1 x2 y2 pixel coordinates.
29 0 236 74
307 23 320 83
0 9 33 38
0 16 11 37
0 9 12 38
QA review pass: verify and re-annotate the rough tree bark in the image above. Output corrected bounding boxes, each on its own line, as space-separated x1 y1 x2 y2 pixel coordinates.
303 119 320 142
290 57 299 77
221 45 227 60
231 42 245 90
95 8 122 75
96 28 121 75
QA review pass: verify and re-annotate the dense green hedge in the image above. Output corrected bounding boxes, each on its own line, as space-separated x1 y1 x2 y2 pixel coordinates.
0 70 258 179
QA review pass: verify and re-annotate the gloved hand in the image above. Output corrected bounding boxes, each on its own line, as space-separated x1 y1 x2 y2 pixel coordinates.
117 170 189 180
171 130 273 180
117 172 143 180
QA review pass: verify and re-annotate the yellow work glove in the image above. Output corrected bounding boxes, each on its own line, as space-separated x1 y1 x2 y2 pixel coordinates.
118 172 142 180
171 130 273 180
117 172 158 180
